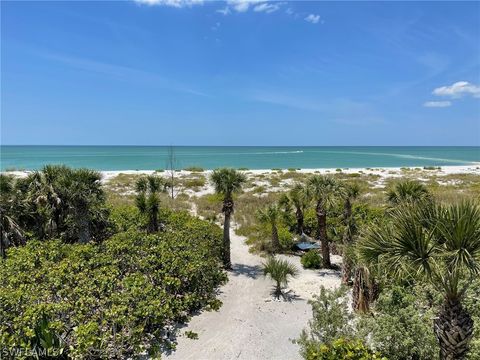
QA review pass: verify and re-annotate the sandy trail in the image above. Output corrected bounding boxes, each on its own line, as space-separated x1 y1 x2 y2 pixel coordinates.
166 223 341 360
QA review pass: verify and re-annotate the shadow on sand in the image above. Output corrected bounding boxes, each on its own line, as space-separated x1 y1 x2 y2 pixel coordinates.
230 263 263 279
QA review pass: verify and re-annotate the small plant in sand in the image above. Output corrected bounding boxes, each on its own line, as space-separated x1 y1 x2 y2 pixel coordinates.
263 256 298 300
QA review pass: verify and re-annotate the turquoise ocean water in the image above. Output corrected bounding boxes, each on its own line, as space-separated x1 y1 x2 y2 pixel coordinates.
1 146 479 171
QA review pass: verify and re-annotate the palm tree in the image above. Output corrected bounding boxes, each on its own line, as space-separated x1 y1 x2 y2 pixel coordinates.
0 175 25 258
307 175 341 268
25 166 65 238
210 168 246 269
358 201 480 359
282 183 310 235
61 168 104 243
341 182 360 285
387 179 431 205
257 204 281 252
263 256 298 299
135 175 165 233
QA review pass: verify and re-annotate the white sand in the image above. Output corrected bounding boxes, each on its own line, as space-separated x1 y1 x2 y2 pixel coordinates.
165 222 341 360
4 165 479 183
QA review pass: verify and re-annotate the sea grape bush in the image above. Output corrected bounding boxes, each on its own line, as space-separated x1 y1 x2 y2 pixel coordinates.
301 338 385 360
0 210 226 359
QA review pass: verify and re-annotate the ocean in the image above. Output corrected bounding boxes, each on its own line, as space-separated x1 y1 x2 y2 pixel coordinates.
1 146 479 171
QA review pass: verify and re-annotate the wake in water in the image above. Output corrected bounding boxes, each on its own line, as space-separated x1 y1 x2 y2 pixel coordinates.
315 150 477 165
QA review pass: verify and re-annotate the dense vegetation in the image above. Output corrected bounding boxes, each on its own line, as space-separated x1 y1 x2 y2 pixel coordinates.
0 166 226 359
1 165 479 359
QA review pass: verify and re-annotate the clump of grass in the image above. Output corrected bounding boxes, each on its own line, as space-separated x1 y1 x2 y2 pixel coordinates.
184 166 204 172
423 166 441 170
252 185 266 194
184 177 206 189
185 331 199 340
238 167 249 171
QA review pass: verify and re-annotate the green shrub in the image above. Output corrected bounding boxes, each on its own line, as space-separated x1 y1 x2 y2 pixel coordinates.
297 286 354 347
0 211 226 359
278 226 294 250
357 285 438 360
301 338 384 360
301 250 321 269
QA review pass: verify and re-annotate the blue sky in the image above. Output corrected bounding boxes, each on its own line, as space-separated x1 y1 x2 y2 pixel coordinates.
1 0 479 145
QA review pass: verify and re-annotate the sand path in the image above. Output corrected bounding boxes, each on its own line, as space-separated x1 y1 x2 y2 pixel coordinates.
166 223 341 360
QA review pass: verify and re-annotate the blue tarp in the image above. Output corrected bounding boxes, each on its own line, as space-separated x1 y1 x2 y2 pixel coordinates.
295 242 321 251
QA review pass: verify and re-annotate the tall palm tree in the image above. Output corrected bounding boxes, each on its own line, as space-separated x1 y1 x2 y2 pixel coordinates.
341 182 360 285
358 201 480 359
135 175 165 233
307 175 341 268
210 168 246 269
257 203 281 252
263 256 298 299
387 179 431 205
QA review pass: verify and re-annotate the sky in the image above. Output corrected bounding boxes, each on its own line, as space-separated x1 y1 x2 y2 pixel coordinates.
1 0 480 146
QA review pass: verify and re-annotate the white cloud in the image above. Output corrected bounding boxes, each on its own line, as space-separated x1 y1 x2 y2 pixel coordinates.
304 14 320 24
254 2 280 13
423 101 452 108
227 0 264 13
216 7 231 15
134 0 203 7
432 81 480 99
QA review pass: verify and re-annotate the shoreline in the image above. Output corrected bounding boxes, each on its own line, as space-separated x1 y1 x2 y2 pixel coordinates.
3 164 480 182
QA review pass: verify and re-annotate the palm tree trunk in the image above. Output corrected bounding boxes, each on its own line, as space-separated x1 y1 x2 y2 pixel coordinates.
77 205 90 244
352 267 370 313
341 198 353 285
223 211 231 269
0 230 5 259
434 298 473 360
272 223 280 252
341 257 353 285
316 201 331 268
295 207 304 235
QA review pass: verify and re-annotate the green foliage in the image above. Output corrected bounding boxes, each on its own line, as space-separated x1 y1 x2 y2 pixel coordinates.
297 286 354 349
278 226 294 250
184 331 199 340
184 166 204 172
0 210 226 359
135 175 165 233
210 168 246 199
301 338 384 360
263 256 298 299
184 177 206 189
357 285 438 360
301 250 322 269
386 179 431 205
465 278 480 359
1 166 112 249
